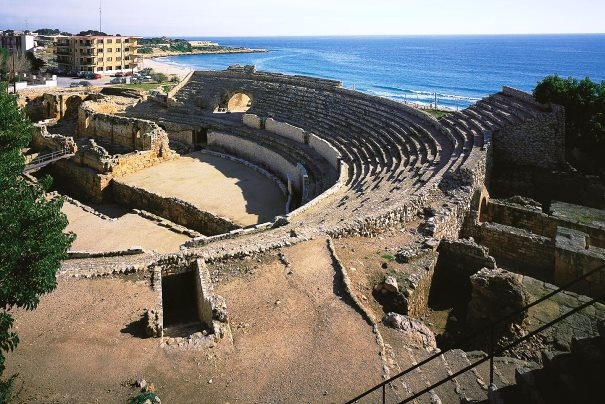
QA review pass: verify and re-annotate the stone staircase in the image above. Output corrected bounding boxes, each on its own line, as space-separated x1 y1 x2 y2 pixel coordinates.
375 347 539 404
515 322 605 403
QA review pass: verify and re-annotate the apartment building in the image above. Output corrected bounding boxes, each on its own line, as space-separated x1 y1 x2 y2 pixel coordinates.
0 30 36 54
56 35 141 74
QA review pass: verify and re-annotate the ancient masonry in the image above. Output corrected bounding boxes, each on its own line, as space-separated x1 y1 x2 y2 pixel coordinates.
23 66 605 400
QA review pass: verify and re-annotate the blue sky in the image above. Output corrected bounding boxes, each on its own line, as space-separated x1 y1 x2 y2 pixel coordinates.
1 0 603 36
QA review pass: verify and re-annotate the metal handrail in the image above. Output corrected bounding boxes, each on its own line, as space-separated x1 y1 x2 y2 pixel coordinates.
347 263 605 403
28 147 71 165
25 148 73 172
402 293 602 403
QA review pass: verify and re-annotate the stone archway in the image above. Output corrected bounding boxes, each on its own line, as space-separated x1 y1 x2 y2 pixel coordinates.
226 92 252 112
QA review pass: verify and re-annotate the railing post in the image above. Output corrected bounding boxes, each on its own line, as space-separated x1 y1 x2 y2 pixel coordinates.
382 383 386 404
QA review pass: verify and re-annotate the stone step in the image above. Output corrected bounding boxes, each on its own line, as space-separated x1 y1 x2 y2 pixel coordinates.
442 349 488 402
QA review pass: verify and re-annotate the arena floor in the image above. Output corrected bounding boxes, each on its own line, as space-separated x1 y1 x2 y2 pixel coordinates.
63 201 189 253
118 152 287 227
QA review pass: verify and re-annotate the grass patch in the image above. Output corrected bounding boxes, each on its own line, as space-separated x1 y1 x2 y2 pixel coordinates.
425 109 449 119
114 81 177 92
114 82 162 91
381 254 395 262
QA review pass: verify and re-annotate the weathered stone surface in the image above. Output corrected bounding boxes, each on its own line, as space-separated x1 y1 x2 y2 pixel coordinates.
382 276 399 293
437 238 496 276
374 276 409 315
144 309 162 338
467 268 529 330
272 216 290 228
383 312 437 350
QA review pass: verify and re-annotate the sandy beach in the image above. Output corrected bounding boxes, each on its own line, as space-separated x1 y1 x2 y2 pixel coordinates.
140 58 193 79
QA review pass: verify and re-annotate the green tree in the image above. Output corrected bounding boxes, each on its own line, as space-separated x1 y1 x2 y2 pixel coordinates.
77 30 107 36
534 75 605 177
33 28 60 35
0 86 75 399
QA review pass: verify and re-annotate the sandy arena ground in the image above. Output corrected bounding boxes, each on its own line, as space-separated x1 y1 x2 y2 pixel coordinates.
6 239 385 403
63 201 189 253
118 152 288 227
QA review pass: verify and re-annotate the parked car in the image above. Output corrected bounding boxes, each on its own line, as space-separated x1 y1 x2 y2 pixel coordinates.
114 72 125 77
92 73 102 79
69 82 83 88
79 81 92 87
110 77 125 84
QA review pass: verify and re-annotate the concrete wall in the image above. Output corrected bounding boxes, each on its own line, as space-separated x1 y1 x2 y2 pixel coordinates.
242 113 262 129
112 180 240 236
265 118 306 143
308 134 341 170
207 130 303 193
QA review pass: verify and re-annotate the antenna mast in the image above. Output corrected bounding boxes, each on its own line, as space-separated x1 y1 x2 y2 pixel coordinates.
99 0 102 32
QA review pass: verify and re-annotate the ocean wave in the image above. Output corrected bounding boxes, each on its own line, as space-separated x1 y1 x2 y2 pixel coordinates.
371 85 480 101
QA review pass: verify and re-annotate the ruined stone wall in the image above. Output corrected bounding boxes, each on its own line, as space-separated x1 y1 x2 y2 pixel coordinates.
22 91 90 122
492 88 565 170
478 222 555 281
490 168 605 209
485 199 605 247
194 260 214 326
438 238 497 276
158 121 195 145
484 200 557 238
112 180 240 236
47 160 112 203
207 130 303 193
555 227 605 297
31 124 77 153
78 100 174 156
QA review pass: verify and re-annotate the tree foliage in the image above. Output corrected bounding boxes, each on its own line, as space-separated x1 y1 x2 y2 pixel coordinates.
0 51 34 82
534 75 605 177
0 49 8 82
77 30 107 36
33 28 60 35
0 86 75 399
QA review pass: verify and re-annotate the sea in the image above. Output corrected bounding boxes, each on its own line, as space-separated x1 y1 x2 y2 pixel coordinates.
155 35 605 109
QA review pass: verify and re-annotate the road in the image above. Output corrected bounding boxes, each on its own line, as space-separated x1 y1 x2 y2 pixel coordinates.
56 75 113 88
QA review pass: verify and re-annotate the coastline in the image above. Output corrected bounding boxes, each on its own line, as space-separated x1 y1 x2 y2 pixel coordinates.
144 57 457 113
141 48 269 59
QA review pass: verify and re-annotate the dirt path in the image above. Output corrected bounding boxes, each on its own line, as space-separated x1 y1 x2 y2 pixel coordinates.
6 239 383 403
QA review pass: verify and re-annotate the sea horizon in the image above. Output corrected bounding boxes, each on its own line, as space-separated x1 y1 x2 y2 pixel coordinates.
156 34 605 109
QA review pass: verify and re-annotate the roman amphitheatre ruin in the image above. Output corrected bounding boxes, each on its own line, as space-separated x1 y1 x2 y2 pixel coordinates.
8 65 605 403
